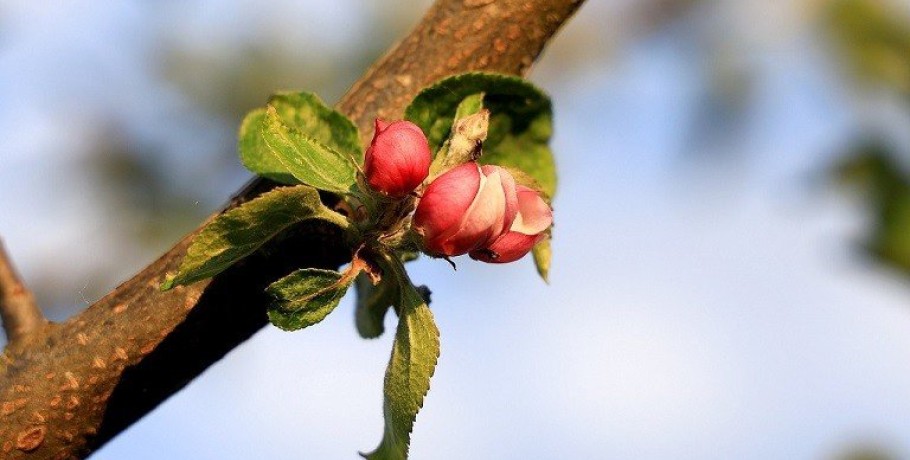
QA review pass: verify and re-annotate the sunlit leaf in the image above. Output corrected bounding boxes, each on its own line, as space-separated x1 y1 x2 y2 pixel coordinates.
162 185 348 289
363 261 439 460
240 92 362 184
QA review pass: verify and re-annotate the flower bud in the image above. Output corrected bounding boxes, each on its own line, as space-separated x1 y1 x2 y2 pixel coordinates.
470 185 553 264
364 119 431 198
414 163 518 257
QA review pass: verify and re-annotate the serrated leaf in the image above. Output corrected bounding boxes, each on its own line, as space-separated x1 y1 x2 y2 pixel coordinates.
405 72 557 197
532 237 552 283
267 266 359 331
269 92 363 160
363 263 439 460
354 274 398 339
162 185 348 289
240 92 363 184
258 106 358 194
239 109 297 184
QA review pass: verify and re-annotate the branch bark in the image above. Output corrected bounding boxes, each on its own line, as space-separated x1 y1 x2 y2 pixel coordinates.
0 0 584 458
0 240 46 350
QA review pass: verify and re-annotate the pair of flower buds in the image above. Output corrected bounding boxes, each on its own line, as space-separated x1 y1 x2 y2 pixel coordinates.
364 119 553 263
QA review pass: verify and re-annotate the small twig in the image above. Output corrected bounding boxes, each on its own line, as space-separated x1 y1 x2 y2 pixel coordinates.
0 238 46 345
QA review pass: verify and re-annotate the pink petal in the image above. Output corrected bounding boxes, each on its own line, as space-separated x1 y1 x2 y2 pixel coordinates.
440 168 507 254
413 162 481 253
469 231 545 264
511 186 552 235
483 165 519 238
365 120 431 197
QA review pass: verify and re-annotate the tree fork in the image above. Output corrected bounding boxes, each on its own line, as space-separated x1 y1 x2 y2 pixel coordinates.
0 240 47 352
0 0 584 458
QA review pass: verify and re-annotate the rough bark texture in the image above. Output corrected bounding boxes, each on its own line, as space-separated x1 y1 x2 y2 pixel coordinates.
0 0 583 458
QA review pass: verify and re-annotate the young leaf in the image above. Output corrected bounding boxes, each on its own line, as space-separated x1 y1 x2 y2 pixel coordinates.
354 274 398 339
161 185 349 290
454 92 484 120
427 108 490 179
405 72 557 197
363 262 439 460
239 109 297 184
240 92 363 184
267 264 361 331
270 92 363 161
258 106 358 194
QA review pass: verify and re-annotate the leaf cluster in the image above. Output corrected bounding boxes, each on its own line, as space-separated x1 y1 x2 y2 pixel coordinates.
162 73 558 459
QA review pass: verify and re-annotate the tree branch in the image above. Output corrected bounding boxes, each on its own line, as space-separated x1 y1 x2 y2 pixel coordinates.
0 0 584 458
0 239 46 349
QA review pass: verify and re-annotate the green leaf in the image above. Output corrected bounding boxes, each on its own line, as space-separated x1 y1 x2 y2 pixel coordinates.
363 262 439 460
269 92 364 161
354 250 422 339
354 274 398 339
870 192 910 272
454 92 484 120
239 109 296 184
267 267 359 331
405 72 557 197
823 0 910 96
240 92 363 184
482 110 556 198
427 108 490 178
162 185 349 290
532 237 552 283
836 145 910 275
255 106 358 194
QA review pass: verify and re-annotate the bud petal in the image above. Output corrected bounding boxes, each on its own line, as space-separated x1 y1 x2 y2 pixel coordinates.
480 165 519 240
414 162 481 253
414 163 520 257
470 185 553 263
363 119 431 198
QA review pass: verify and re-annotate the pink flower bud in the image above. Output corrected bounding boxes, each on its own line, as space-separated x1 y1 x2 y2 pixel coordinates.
413 163 518 257
363 119 431 198
470 185 553 264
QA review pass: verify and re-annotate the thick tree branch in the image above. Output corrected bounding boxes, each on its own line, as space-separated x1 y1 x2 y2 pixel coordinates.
0 240 46 349
0 0 584 458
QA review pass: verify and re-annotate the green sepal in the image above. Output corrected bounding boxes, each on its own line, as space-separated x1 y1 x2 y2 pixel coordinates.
161 185 349 290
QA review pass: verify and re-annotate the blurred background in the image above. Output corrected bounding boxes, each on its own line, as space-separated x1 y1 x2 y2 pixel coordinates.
2 0 910 458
